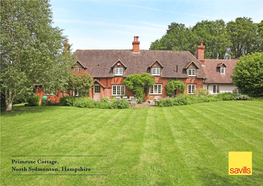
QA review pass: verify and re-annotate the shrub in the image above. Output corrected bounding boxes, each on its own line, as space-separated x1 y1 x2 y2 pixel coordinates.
101 97 110 104
97 102 111 109
215 93 237 101
61 96 77 106
27 95 41 106
41 100 60 106
59 96 70 106
231 52 263 97
110 99 130 109
57 96 131 109
155 92 253 107
124 73 154 103
165 80 186 97
194 88 210 96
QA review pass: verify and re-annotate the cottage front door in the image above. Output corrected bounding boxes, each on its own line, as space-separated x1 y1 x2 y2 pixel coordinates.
93 85 101 101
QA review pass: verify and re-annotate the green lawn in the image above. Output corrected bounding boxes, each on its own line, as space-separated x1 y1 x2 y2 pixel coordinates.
1 101 263 185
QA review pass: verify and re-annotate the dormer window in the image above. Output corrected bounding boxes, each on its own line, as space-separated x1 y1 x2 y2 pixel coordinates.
152 68 160 76
115 67 123 76
188 69 196 76
220 67 225 74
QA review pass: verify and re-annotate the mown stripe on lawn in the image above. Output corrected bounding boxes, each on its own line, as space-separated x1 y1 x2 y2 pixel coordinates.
107 108 148 185
133 107 178 185
196 103 261 151
162 107 207 185
202 103 263 151
168 106 228 185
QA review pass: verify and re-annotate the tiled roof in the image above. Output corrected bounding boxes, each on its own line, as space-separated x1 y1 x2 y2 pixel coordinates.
74 50 206 79
94 79 106 88
202 59 237 84
183 61 200 69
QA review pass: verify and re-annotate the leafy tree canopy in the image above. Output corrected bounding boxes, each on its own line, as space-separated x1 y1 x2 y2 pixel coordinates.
231 52 263 97
0 0 75 111
150 17 262 59
227 17 260 58
123 73 154 103
165 80 186 97
67 70 93 97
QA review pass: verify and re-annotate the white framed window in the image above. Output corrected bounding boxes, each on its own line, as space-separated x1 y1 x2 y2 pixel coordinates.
213 85 220 94
112 85 125 96
115 67 123 76
94 86 100 93
152 68 161 76
150 84 162 94
188 84 196 94
74 68 81 71
188 69 196 76
220 67 225 74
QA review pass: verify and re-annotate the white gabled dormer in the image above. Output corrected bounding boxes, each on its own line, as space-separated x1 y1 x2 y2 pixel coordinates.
217 62 226 75
111 59 127 77
183 61 199 77
148 60 164 76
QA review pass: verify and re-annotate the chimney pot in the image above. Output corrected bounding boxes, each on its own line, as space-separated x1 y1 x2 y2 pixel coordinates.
195 41 205 64
132 36 140 52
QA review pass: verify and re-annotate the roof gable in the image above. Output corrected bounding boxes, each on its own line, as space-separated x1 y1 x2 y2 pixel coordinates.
216 62 227 67
183 61 200 69
94 79 106 88
76 60 87 69
111 59 127 69
148 59 164 68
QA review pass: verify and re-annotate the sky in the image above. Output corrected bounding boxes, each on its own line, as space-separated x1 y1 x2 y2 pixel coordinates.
50 0 263 52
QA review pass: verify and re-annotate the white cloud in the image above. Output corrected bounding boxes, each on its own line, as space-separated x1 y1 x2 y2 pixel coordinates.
54 18 166 32
106 2 221 19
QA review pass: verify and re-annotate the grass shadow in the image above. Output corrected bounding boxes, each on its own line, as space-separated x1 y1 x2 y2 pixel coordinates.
1 105 65 118
196 167 263 186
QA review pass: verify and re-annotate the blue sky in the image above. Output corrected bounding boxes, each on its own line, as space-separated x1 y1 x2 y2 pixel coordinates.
50 0 263 51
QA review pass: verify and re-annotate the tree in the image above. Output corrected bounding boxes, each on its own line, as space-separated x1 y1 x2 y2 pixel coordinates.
150 23 198 54
192 20 232 59
231 52 263 97
0 0 75 111
150 17 262 59
123 73 154 103
165 80 186 97
227 17 260 58
258 20 263 52
67 70 93 97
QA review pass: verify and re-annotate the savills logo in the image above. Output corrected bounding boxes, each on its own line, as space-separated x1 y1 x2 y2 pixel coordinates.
229 152 252 175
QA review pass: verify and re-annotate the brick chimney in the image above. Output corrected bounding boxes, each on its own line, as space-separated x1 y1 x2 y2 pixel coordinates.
196 41 205 65
132 36 140 52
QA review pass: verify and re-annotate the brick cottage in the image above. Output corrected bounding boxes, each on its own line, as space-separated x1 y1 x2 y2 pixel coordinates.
35 36 238 102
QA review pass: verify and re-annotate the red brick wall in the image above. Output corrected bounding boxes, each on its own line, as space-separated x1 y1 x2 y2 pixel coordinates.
36 76 204 102
180 77 203 94
35 87 67 103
